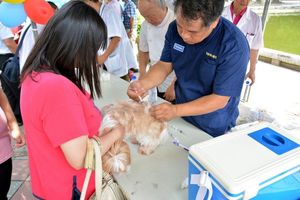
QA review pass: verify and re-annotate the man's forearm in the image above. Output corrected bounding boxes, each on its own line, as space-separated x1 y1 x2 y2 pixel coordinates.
175 94 230 117
141 61 172 90
138 51 149 78
249 49 259 73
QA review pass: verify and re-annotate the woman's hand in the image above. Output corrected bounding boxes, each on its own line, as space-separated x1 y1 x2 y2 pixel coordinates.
98 124 125 155
11 127 26 148
112 124 125 140
102 124 125 139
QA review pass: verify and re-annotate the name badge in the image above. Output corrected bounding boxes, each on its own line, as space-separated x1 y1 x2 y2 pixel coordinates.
173 43 185 52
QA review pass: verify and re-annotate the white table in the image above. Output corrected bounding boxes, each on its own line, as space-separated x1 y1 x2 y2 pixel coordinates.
94 75 212 200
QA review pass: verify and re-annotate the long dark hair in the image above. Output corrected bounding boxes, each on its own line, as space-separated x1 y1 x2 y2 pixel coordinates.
21 0 107 99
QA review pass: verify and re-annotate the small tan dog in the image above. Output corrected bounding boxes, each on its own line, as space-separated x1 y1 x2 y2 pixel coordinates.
101 101 168 174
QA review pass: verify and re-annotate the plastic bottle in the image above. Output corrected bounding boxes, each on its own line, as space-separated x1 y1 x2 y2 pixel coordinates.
130 75 157 104
241 78 252 102
148 87 157 105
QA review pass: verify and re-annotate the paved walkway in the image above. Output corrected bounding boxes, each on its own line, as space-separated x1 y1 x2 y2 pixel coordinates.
7 61 300 199
8 127 33 200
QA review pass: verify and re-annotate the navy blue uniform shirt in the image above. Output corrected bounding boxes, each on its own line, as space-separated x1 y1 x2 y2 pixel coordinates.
160 17 249 137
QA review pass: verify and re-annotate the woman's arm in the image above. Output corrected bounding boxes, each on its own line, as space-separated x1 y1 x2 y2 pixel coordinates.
0 89 25 147
60 125 125 170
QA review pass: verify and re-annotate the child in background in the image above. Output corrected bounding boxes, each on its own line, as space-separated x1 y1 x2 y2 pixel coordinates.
0 86 25 200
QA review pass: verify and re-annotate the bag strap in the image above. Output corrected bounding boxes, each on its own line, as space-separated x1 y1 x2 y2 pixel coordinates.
80 139 94 200
100 3 106 16
93 136 103 200
14 24 32 57
80 137 103 200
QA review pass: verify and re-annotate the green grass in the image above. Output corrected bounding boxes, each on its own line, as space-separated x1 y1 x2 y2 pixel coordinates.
264 15 300 55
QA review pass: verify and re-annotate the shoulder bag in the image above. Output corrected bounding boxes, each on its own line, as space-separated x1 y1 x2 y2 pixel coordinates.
80 136 128 200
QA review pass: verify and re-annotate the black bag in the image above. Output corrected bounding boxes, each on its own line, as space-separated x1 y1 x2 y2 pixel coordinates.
0 25 31 125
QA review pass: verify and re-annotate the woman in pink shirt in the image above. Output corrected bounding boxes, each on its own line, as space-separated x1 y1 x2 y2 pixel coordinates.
0 87 25 200
20 1 125 199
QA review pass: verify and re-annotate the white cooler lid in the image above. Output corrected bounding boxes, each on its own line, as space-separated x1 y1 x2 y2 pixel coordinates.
189 122 300 198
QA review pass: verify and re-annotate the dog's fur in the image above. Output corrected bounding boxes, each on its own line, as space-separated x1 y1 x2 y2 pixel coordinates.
102 140 131 174
101 101 168 173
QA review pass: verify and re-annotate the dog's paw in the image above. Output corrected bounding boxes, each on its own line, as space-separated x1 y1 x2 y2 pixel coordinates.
138 145 154 155
130 136 139 144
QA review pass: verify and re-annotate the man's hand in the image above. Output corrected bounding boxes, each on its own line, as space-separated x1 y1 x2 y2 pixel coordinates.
150 102 178 121
127 80 146 102
164 85 175 102
246 71 255 85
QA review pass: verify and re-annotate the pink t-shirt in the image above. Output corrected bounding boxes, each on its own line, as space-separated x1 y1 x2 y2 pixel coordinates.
0 106 12 164
21 72 102 199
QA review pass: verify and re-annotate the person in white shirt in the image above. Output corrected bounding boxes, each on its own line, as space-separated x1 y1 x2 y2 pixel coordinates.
222 0 263 85
19 2 57 72
138 0 176 102
165 0 174 11
97 0 138 81
0 23 17 67
18 21 44 72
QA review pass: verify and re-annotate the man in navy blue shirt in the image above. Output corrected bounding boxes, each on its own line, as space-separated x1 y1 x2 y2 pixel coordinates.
127 0 249 137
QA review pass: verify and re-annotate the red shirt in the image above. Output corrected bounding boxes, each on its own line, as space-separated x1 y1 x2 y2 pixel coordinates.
21 72 102 199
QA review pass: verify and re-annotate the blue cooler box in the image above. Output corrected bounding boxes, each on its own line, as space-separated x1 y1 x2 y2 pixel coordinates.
188 123 300 200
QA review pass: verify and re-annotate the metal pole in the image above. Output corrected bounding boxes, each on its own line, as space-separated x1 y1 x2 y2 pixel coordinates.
30 20 39 42
261 0 272 32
